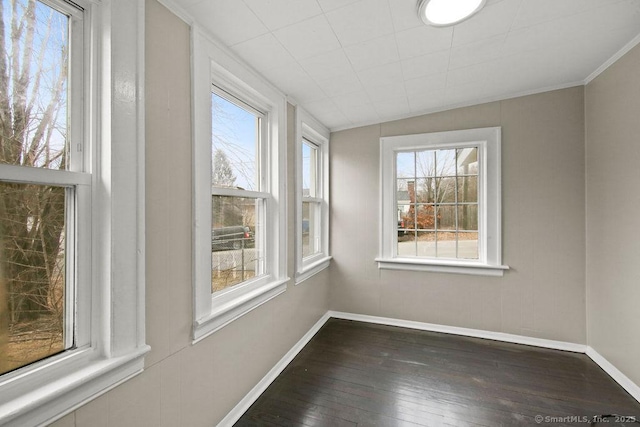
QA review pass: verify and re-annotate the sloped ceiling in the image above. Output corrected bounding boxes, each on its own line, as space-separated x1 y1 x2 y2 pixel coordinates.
171 0 640 130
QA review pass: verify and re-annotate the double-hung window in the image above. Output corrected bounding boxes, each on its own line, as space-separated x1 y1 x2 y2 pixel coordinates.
0 0 86 378
0 1 147 425
192 29 287 342
210 89 266 293
296 109 330 282
377 127 508 276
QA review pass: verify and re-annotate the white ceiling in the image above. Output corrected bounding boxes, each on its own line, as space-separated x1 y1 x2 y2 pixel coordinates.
172 0 640 131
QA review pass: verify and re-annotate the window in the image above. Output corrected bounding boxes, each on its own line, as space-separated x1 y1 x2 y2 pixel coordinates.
377 127 508 276
0 0 82 378
192 29 288 342
0 1 147 425
296 109 330 282
211 90 265 293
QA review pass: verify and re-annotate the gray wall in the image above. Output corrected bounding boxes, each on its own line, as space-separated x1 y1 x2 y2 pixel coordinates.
50 2 330 426
586 44 640 386
330 87 587 344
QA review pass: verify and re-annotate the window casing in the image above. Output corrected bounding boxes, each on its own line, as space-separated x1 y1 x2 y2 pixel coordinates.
0 1 147 426
377 127 508 276
296 108 330 283
192 28 288 342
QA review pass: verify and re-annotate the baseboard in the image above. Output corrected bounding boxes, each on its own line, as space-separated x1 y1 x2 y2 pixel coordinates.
216 311 331 427
328 311 587 353
586 347 640 403
218 311 640 425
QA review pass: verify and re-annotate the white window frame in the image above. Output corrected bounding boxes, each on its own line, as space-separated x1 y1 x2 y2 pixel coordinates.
0 1 148 426
376 127 508 277
192 27 288 343
295 108 331 283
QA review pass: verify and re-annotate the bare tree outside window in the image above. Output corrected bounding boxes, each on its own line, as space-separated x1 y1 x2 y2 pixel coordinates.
210 92 263 293
397 148 479 259
0 0 70 375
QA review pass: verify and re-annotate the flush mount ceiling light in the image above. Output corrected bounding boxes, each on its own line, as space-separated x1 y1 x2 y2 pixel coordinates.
417 0 486 27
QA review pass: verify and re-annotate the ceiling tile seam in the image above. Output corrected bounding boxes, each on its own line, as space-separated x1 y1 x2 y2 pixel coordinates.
232 12 348 108
241 0 326 33
509 0 629 34
187 24 289 109
387 0 412 116
238 0 271 40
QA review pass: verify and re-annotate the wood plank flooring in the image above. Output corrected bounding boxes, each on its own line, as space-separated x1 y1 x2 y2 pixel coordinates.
235 319 640 426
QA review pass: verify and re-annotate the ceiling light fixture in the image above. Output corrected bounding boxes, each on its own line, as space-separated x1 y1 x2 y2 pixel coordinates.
417 0 486 27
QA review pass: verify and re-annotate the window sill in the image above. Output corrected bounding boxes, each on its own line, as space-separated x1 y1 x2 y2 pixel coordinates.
375 258 509 277
0 346 149 427
296 255 332 285
193 277 289 343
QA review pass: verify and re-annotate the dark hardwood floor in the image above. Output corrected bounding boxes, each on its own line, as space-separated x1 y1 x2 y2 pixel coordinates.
235 319 640 426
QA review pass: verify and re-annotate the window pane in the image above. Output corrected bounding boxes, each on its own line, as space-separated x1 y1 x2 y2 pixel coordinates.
302 201 321 258
396 152 414 178
457 147 478 175
457 176 478 203
0 1 69 170
436 205 456 230
436 176 456 203
416 231 436 257
211 93 260 191
397 204 410 230
397 230 416 257
302 141 318 198
457 232 479 259
415 151 435 178
436 149 457 176
436 231 456 258
211 196 263 293
0 182 68 375
401 204 435 230
416 178 436 203
394 146 484 262
458 204 478 231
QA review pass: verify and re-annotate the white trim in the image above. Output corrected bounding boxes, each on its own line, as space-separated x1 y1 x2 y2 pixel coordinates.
375 258 508 276
217 312 331 427
379 127 504 274
0 164 91 186
584 32 640 84
295 256 332 284
295 106 331 282
329 311 586 353
0 348 148 427
586 347 640 403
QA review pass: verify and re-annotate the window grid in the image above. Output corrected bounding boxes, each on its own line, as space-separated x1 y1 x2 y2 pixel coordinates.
398 147 479 260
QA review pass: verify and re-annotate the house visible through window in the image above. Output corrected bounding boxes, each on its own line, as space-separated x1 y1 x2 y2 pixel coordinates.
378 127 507 276
396 147 479 259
